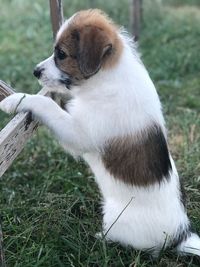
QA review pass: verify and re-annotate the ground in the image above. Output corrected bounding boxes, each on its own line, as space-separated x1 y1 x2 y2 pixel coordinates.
0 0 200 266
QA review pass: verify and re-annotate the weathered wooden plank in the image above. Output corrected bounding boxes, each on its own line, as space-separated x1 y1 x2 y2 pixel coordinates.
0 113 39 177
0 81 49 177
49 0 64 40
0 81 14 101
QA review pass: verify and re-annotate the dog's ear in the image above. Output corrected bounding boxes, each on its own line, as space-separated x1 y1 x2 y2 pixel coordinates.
78 26 112 77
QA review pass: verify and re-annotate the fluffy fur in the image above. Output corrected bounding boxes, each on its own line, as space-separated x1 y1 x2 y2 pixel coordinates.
1 9 199 256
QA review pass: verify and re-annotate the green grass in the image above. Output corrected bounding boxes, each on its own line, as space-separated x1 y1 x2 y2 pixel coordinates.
0 0 200 266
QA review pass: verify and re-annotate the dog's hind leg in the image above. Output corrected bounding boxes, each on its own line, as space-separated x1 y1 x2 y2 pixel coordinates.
177 232 200 256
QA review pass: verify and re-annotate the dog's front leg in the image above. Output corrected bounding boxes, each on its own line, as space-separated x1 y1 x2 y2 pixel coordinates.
0 93 89 154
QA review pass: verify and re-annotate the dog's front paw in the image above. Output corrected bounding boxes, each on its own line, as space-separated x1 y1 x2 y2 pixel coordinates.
0 93 26 114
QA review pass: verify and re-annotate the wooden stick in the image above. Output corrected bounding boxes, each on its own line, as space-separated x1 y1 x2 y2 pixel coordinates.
49 0 64 40
132 0 142 41
0 81 49 177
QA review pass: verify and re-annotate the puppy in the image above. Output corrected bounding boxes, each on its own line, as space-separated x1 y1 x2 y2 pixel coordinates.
1 9 200 256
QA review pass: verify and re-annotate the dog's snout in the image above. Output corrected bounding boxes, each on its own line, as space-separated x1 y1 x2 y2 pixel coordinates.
33 67 43 79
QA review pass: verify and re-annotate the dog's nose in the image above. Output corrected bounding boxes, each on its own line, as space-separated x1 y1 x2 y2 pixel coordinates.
33 67 43 79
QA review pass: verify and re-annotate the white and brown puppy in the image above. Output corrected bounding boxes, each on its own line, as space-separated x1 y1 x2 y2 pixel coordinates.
0 9 200 256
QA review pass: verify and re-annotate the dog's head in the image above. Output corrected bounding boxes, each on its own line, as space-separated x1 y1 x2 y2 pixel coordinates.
33 9 123 90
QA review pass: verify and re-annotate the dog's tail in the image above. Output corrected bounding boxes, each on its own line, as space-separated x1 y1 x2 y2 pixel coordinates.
177 232 200 256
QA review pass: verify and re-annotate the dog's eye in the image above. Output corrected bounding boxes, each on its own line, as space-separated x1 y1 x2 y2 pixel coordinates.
56 48 67 60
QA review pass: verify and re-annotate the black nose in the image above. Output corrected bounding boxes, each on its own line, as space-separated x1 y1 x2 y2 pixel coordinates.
33 67 43 79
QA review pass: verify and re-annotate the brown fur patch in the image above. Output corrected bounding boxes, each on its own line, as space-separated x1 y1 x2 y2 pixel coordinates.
102 125 172 186
55 9 123 82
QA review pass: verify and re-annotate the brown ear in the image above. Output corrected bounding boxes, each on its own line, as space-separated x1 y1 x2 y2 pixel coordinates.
78 26 112 77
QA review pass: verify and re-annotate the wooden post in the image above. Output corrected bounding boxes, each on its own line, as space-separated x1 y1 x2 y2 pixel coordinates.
131 0 142 41
49 0 64 40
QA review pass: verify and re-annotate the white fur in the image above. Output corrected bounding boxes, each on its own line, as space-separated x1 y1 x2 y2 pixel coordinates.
56 14 77 41
177 233 200 256
1 19 199 256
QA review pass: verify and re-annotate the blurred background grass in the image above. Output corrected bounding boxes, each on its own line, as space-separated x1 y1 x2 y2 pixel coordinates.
0 0 200 266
